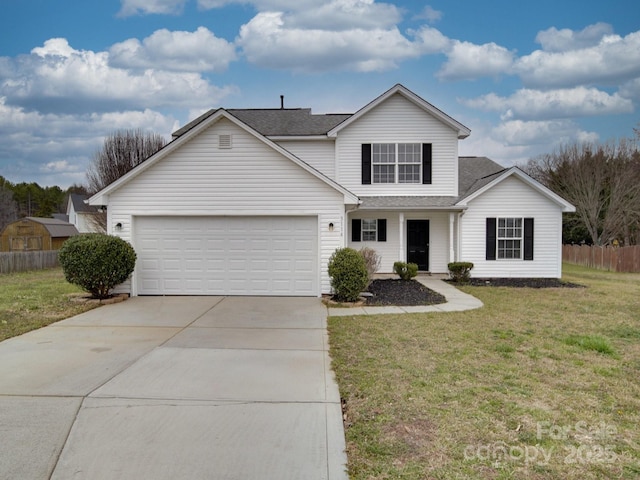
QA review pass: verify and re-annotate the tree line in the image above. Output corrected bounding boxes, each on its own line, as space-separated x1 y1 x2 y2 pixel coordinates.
0 177 88 232
525 132 640 246
1 129 166 233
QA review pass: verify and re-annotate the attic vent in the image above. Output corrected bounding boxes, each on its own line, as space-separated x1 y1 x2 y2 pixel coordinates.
218 134 232 149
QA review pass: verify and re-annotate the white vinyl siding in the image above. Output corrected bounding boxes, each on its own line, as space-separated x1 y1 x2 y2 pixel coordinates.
348 211 450 273
335 93 459 196
459 176 564 278
107 118 345 295
274 139 337 179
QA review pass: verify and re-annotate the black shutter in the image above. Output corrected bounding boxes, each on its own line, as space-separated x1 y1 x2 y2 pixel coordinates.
351 219 361 242
524 218 534 260
377 219 387 242
361 144 372 185
486 218 497 260
422 143 432 184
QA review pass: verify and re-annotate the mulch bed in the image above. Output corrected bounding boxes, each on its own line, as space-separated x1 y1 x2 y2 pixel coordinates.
365 279 446 306
450 278 584 288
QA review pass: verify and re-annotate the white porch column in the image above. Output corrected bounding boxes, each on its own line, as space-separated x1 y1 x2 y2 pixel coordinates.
449 212 455 263
399 212 405 262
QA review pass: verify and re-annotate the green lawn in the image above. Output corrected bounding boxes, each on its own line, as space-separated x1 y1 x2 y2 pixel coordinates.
0 268 98 342
328 264 640 479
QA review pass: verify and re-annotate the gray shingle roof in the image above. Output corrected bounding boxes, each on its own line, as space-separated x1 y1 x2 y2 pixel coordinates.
359 196 461 209
69 193 99 213
359 157 507 209
458 157 506 198
229 109 351 136
172 108 352 138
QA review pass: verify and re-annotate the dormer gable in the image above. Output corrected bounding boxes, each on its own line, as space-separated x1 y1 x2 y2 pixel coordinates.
328 84 470 139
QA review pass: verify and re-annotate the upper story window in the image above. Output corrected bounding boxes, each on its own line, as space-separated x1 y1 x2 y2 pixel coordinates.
362 143 432 185
372 143 421 184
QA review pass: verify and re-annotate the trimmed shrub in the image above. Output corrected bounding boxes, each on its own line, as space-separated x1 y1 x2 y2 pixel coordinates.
328 247 369 302
447 262 474 283
393 261 418 280
59 233 136 299
359 247 381 283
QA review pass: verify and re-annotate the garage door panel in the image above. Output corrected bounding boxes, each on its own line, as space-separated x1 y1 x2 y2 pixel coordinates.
135 216 318 296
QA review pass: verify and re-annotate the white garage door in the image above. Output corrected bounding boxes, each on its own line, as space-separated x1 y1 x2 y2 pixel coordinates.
135 216 318 296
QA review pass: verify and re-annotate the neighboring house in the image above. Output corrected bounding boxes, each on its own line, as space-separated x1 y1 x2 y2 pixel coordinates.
67 193 101 233
89 84 575 297
0 217 79 252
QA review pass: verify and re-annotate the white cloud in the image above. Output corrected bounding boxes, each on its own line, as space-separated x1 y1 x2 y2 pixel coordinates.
412 26 451 54
619 77 640 100
437 40 515 80
463 87 634 120
119 0 188 16
0 38 236 114
413 5 443 24
109 27 236 72
516 29 640 88
492 119 599 147
198 0 402 29
535 22 613 52
459 116 600 167
284 0 401 30
0 97 179 187
237 12 421 72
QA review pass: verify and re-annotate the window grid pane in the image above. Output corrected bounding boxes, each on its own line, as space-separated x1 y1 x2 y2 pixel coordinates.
399 164 420 183
373 164 395 183
362 219 377 241
497 218 523 259
372 143 422 184
398 143 421 163
373 144 396 163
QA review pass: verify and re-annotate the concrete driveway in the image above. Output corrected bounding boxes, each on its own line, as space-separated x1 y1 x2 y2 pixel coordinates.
0 296 347 480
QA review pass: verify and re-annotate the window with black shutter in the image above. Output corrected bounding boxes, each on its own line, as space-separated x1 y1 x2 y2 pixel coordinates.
351 219 387 242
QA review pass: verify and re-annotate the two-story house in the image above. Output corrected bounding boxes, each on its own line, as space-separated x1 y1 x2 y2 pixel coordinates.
88 84 574 297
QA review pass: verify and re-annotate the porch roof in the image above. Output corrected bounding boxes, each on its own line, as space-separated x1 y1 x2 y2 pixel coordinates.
358 196 464 210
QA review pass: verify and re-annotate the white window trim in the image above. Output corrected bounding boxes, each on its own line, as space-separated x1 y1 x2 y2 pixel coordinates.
361 218 377 241
372 143 421 184
497 217 523 260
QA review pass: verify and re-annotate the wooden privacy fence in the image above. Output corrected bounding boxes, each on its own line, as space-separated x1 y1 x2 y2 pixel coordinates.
563 245 640 273
0 251 60 274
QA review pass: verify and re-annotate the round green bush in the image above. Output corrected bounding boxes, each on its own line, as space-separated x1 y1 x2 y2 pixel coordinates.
328 247 369 302
59 233 137 299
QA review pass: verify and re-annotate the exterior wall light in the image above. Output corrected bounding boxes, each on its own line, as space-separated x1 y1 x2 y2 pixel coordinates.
329 222 334 232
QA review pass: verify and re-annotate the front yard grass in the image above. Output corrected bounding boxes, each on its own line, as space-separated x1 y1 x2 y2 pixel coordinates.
328 263 640 479
0 268 99 342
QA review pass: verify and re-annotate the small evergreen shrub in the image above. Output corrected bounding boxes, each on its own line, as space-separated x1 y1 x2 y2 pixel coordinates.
59 233 137 299
328 247 369 302
359 247 381 283
393 261 418 280
447 262 474 283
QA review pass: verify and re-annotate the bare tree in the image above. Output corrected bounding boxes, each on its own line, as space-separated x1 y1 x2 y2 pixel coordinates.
86 129 167 232
87 129 167 194
526 139 640 245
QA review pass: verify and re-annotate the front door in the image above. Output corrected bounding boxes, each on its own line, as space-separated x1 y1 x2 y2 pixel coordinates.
407 220 429 271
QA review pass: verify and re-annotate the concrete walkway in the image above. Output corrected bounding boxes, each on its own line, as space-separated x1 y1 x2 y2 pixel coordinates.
0 297 347 480
327 275 483 316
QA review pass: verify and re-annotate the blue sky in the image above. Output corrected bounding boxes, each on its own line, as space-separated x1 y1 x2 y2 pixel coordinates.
1 0 639 188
